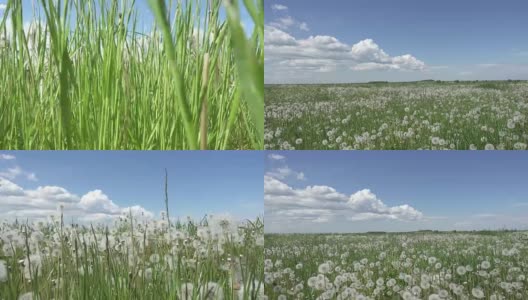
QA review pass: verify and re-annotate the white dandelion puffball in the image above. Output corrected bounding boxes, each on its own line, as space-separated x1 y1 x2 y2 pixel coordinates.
18 292 33 300
472 287 485 299
0 260 7 282
318 262 331 274
481 260 491 269
456 265 466 275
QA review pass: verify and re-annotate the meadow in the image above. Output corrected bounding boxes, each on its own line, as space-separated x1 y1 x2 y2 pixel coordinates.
0 213 264 299
264 232 528 300
0 0 263 150
264 81 528 150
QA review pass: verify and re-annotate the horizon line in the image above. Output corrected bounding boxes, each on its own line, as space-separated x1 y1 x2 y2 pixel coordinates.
265 79 528 85
265 229 528 235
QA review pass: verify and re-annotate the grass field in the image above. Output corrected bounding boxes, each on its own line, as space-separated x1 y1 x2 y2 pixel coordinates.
264 232 528 300
0 214 264 299
264 81 528 150
0 0 263 150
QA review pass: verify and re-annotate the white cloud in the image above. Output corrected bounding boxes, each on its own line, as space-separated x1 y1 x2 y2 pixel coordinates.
265 26 426 80
267 8 309 32
350 39 391 63
268 153 285 160
0 178 24 196
264 25 297 46
269 16 299 31
26 173 38 181
266 166 295 180
348 189 423 220
278 58 338 73
0 4 6 10
265 176 423 225
0 177 153 223
351 62 394 71
265 155 307 181
299 35 350 52
0 166 22 180
0 165 38 182
79 190 121 214
0 154 15 160
271 4 288 11
296 172 306 181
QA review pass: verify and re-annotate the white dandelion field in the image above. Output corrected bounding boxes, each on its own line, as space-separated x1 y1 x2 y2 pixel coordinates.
264 81 528 150
0 213 264 299
264 232 528 300
0 151 265 300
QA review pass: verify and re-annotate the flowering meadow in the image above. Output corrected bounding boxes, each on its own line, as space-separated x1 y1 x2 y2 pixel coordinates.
265 232 528 299
0 213 264 299
264 81 528 150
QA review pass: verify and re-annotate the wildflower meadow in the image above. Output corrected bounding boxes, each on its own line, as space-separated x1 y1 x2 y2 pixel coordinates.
264 81 528 150
0 212 264 299
265 232 528 300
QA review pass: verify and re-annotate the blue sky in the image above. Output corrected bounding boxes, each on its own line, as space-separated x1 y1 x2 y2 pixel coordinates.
0 0 255 36
0 151 262 222
265 151 528 233
264 0 528 83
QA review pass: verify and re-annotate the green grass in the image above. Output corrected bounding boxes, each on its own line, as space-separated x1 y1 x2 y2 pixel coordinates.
0 0 263 149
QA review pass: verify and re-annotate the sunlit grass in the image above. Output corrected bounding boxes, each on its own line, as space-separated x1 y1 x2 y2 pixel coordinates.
0 0 263 149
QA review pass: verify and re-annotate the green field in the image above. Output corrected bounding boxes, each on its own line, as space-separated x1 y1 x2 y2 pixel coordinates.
265 232 528 299
265 81 528 150
0 0 263 150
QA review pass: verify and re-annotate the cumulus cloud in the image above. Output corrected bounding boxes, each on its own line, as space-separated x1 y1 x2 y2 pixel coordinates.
266 166 305 181
0 165 38 181
0 4 6 10
265 176 423 224
264 25 297 46
0 154 15 160
0 166 22 180
0 177 153 223
265 26 426 78
268 16 309 32
266 154 307 181
268 3 309 32
268 153 285 160
26 173 38 181
271 4 288 11
79 190 121 214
